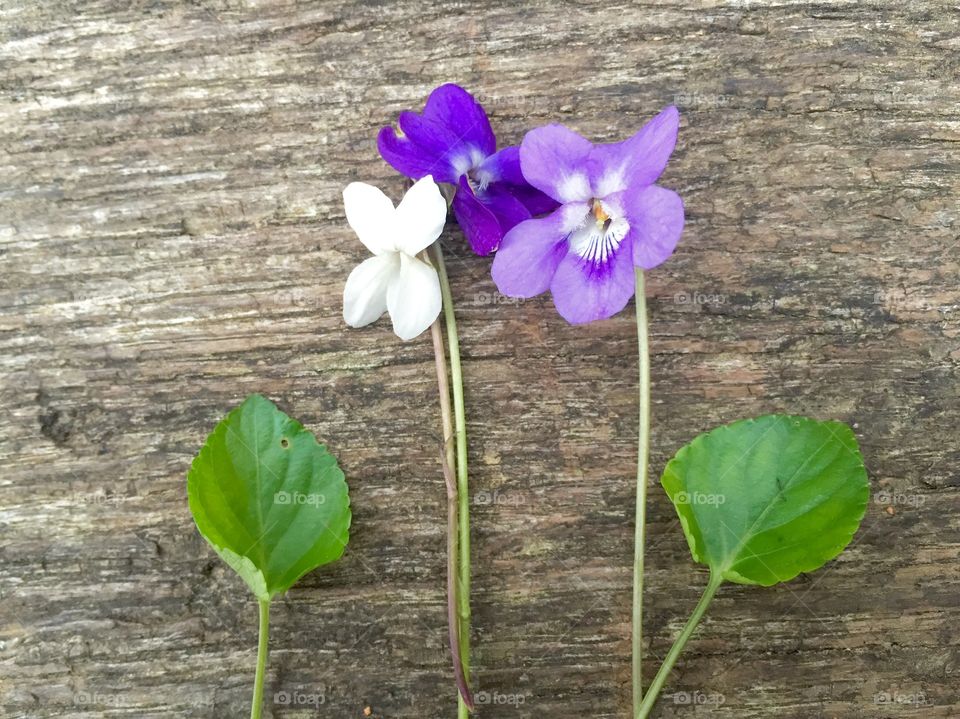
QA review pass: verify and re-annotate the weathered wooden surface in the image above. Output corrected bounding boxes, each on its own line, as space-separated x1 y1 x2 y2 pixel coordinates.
2 1 959 717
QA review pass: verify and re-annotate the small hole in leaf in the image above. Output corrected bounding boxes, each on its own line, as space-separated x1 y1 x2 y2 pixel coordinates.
280 438 290 449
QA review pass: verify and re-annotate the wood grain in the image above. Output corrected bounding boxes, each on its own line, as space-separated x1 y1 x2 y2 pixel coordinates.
1 1 958 717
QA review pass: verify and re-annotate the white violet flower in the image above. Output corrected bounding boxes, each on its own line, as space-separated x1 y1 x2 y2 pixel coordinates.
342 175 448 341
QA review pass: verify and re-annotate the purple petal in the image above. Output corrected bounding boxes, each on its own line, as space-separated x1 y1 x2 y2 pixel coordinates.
422 84 496 159
452 176 503 256
519 124 594 203
378 84 497 182
397 111 458 157
549 241 636 324
397 110 491 180
378 125 459 183
621 185 684 269
479 146 560 217
481 184 531 233
491 205 586 298
587 106 680 196
395 112 464 181
476 146 524 185
510 183 561 217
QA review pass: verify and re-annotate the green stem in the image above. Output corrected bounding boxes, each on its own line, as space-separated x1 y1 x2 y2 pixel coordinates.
250 598 270 719
632 268 651 713
433 244 472 719
635 573 723 719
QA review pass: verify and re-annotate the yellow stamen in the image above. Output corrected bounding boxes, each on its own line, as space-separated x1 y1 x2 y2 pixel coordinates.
593 200 610 228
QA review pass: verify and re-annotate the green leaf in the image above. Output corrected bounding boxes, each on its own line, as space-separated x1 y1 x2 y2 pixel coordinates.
187 394 351 600
661 414 869 586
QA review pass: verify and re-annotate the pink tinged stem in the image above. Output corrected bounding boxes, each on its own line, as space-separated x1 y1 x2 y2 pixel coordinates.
431 318 476 711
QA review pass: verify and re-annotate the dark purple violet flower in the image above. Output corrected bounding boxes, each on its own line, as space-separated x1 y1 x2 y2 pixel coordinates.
377 84 557 256
491 106 685 324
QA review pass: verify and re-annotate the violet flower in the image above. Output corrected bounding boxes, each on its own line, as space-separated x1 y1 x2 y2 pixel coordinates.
491 106 685 324
377 83 556 256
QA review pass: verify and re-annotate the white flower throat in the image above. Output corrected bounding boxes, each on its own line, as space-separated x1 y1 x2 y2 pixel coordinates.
569 198 629 266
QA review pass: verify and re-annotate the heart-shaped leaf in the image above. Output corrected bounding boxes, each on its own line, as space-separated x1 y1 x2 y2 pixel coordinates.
188 394 351 600
661 414 869 586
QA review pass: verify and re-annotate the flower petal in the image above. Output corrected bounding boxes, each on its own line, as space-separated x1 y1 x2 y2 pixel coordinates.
452 176 503 256
482 184 532 234
343 254 399 328
549 240 636 324
509 183 561 218
622 185 685 269
422 84 496 159
386 254 442 341
394 175 448 255
519 124 594 203
476 145 524 185
378 84 497 182
377 125 456 183
477 145 560 219
491 204 588 298
396 111 457 157
391 111 465 182
342 182 397 255
588 106 680 196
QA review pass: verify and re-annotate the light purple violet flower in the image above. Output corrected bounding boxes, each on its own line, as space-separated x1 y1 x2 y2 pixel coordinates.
377 83 557 256
490 106 685 324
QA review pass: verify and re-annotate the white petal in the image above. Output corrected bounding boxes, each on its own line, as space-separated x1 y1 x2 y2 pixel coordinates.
343 254 399 328
343 182 396 255
386 254 442 341
394 175 448 256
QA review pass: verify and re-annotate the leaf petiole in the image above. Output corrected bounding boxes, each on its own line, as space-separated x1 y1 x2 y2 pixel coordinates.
635 572 723 719
250 598 271 719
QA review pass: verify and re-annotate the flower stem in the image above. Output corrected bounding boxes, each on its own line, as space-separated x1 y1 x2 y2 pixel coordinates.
432 243 472 719
430 317 475 711
635 573 723 719
632 268 651 714
250 598 270 719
